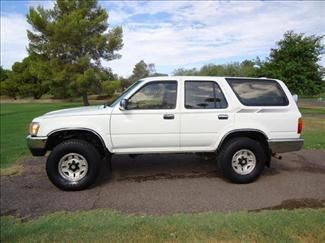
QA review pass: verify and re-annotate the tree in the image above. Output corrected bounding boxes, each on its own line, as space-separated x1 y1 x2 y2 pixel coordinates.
173 67 198 76
1 80 18 99
0 66 10 96
0 66 10 82
149 72 168 77
130 60 149 81
173 60 259 77
1 58 48 99
102 80 121 97
26 0 123 105
239 60 259 77
16 57 48 99
260 31 324 95
123 60 158 88
0 66 17 98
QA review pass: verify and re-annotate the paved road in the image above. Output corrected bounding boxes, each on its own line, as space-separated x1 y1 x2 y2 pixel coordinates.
1 150 325 218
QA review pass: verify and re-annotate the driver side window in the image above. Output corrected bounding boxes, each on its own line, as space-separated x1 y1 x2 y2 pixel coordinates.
128 81 177 110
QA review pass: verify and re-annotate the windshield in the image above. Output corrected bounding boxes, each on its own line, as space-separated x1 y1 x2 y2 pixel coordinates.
106 80 143 107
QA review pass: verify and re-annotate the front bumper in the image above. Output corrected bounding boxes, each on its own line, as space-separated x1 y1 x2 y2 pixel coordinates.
268 138 304 153
26 135 48 156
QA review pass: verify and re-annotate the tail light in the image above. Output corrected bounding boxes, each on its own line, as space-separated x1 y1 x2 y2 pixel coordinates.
298 117 303 134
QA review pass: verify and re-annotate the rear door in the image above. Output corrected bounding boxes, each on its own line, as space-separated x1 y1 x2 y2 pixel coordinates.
180 79 234 151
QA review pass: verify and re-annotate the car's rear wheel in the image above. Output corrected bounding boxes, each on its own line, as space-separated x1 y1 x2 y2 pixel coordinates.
218 137 266 183
46 139 101 191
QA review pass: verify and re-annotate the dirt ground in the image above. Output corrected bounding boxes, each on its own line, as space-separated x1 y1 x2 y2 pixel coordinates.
1 150 325 218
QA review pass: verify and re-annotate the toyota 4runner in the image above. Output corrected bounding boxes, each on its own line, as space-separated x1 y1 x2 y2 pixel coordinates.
27 76 304 190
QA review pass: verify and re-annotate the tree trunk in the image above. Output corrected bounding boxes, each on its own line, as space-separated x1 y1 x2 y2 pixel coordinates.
82 92 89 106
33 93 42 99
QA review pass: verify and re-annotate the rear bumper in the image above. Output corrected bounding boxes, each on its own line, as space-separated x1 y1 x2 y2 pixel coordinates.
26 135 47 156
268 138 304 153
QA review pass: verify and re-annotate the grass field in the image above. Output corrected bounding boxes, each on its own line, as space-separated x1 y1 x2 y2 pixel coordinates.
303 116 325 149
0 100 324 170
1 209 325 242
0 103 80 170
299 99 325 149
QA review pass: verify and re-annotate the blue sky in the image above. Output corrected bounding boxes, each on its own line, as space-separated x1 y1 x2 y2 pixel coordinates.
1 1 324 77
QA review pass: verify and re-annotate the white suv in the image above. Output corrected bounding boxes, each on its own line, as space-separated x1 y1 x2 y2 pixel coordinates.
27 76 304 190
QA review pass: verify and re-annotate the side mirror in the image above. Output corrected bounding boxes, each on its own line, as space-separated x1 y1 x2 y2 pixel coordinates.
292 94 298 103
119 99 128 111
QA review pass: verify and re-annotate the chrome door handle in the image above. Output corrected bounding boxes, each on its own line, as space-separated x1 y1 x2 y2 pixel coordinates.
218 114 228 120
163 114 175 120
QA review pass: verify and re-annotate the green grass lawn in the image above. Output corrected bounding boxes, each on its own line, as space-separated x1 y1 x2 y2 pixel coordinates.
0 103 80 170
302 116 325 149
0 101 324 170
1 209 324 242
299 101 325 149
299 107 325 115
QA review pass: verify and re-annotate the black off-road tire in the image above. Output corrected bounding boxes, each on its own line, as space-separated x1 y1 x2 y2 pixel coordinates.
218 137 266 184
46 139 101 191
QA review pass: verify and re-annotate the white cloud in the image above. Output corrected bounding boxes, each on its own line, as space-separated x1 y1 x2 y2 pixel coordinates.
1 1 324 76
0 14 29 67
107 1 325 76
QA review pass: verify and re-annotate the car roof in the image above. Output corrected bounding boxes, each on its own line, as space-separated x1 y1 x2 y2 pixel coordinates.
141 76 274 82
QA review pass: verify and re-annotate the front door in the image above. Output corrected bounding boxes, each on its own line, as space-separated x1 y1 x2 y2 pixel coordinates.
110 80 180 153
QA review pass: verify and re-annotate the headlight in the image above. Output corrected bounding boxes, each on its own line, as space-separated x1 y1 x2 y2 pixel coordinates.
29 122 40 136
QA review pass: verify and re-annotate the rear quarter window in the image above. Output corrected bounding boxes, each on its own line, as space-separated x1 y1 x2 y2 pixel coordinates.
226 78 289 106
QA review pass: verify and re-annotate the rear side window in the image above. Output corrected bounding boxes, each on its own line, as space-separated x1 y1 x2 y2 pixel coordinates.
226 78 289 106
185 81 228 109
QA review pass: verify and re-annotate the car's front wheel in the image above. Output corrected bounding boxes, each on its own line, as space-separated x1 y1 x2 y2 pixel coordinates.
46 139 101 191
218 137 266 183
